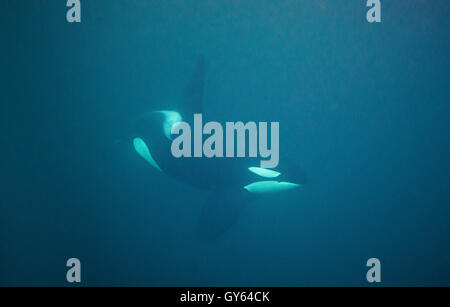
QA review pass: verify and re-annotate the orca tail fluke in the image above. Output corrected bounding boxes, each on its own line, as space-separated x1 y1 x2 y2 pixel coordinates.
196 188 256 240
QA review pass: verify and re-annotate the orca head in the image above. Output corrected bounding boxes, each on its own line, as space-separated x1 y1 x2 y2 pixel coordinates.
132 110 183 172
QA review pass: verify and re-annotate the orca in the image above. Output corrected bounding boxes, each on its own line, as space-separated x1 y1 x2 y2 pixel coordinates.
168 113 280 168
130 57 307 239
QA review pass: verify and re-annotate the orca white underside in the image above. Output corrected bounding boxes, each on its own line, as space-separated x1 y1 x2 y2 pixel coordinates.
244 181 300 194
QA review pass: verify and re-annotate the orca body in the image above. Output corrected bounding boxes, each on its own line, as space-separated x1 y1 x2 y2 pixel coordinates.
130 57 307 238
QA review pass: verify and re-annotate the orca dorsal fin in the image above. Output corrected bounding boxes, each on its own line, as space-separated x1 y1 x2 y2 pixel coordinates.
181 56 205 114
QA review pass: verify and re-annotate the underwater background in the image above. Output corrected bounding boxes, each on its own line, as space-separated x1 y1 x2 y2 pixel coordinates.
1 0 449 286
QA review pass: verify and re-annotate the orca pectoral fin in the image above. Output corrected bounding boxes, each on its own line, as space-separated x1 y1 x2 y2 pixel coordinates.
133 137 162 172
197 188 256 240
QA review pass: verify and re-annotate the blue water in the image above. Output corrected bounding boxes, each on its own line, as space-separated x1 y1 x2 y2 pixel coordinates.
1 1 449 286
